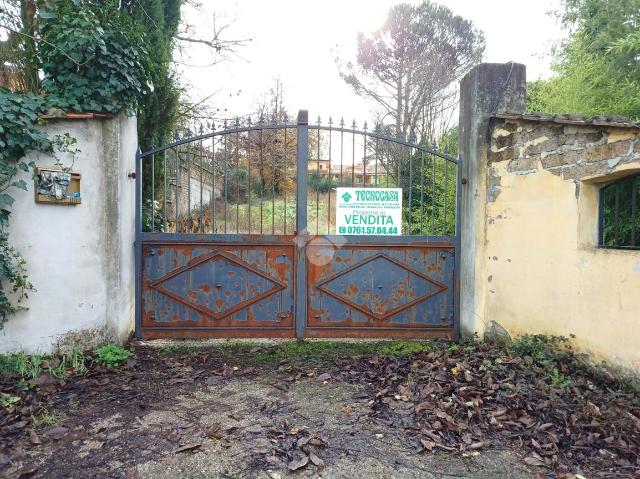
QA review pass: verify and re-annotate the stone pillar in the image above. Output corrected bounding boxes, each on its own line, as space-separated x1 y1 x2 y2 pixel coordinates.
458 62 526 337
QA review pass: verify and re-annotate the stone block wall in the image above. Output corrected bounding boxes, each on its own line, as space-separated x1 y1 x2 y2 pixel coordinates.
482 114 640 370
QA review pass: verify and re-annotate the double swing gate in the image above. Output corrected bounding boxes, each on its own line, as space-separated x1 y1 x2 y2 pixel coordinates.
135 110 461 340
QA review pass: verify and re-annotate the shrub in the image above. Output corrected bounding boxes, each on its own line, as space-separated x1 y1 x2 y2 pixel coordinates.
95 344 132 368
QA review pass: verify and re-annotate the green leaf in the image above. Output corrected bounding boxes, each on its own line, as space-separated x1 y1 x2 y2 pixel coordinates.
10 180 28 191
38 9 58 19
0 194 15 207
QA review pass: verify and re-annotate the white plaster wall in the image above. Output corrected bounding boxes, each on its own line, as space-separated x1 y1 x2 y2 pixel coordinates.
0 115 137 354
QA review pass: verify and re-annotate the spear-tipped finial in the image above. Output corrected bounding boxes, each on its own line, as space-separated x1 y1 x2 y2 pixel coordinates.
352 119 357 129
328 116 333 126
363 121 368 131
340 117 345 128
317 115 321 125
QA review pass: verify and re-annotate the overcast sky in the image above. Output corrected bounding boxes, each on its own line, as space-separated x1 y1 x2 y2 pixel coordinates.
178 0 565 125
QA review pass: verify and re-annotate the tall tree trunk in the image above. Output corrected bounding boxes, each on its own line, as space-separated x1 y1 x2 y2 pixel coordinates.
21 0 39 92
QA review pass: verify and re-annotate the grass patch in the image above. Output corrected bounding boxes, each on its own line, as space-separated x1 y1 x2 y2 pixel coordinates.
0 349 87 379
31 408 63 428
215 340 437 366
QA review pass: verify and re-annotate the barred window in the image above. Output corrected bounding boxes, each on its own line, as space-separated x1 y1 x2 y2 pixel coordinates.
599 173 639 250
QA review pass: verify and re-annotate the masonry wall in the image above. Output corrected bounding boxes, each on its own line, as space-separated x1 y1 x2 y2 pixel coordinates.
0 115 137 354
483 116 640 370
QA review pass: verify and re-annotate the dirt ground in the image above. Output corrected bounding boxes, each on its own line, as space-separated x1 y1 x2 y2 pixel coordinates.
2 341 538 479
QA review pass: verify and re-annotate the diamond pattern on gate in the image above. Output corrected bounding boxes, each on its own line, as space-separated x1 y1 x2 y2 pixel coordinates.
150 251 286 320
316 253 447 321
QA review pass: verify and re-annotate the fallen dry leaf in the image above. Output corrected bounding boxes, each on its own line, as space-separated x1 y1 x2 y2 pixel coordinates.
287 455 309 471
174 443 202 454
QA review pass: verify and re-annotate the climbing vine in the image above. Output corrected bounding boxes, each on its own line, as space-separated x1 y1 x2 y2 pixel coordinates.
0 0 151 328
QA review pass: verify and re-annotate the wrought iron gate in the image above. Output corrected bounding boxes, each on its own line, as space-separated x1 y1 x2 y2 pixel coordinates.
135 110 461 340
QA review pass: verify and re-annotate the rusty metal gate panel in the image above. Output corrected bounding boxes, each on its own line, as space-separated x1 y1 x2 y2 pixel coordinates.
140 237 295 339
134 110 461 340
305 241 455 338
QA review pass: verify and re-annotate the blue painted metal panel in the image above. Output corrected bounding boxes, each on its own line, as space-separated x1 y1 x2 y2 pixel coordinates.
141 243 294 332
307 243 454 331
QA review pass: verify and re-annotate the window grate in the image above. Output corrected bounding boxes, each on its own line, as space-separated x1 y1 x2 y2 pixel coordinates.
599 173 640 250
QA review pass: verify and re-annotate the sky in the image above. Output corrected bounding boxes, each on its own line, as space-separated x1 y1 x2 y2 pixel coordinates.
178 0 565 125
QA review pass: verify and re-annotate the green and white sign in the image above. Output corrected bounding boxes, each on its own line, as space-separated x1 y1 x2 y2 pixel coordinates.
335 187 402 236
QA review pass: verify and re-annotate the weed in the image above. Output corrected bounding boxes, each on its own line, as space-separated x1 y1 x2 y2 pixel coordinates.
218 340 435 366
69 349 86 373
377 341 433 358
67 395 79 410
0 353 43 378
445 343 462 352
1 348 86 380
549 367 571 388
95 344 132 367
31 408 62 427
510 334 574 366
0 395 21 407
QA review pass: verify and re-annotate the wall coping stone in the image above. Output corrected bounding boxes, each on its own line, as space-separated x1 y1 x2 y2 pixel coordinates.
493 112 640 129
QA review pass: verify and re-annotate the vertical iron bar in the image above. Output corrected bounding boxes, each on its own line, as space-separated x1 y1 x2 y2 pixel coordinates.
283 126 287 235
420 151 425 236
363 123 368 189
175 146 180 232
272 128 276 235
431 154 436 235
327 124 332 234
340 119 344 189
386 146 390 187
351 124 356 187
163 150 167 232
236 123 240 234
260 128 264 234
187 145 191 232
199 136 204 233
295 110 309 338
212 135 216 234
134 147 142 339
408 146 413 234
443 160 449 235
374 131 379 187
224 127 228 234
316 120 321 235
248 126 252 235
151 153 155 232
453 156 463 340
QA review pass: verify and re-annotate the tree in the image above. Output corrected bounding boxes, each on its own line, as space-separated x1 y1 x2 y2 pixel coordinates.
336 1 484 143
123 0 183 152
526 0 640 120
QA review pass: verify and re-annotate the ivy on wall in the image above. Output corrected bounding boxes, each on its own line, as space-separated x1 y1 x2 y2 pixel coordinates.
0 0 151 328
39 0 149 115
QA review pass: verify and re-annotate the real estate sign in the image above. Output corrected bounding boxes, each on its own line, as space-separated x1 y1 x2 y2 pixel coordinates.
335 187 402 236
